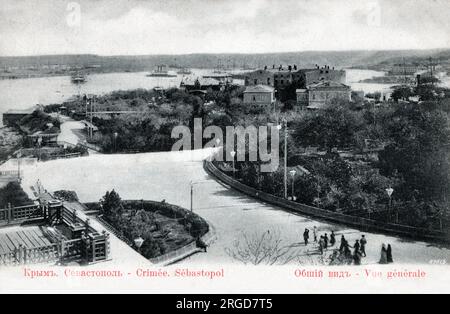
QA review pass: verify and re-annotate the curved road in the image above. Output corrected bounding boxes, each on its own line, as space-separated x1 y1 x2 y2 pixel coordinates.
18 149 450 265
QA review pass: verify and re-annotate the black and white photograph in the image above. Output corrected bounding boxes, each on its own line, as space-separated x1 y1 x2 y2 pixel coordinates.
0 0 450 295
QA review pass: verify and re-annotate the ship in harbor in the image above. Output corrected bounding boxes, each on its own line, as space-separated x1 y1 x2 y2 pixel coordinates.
71 72 87 84
147 65 177 77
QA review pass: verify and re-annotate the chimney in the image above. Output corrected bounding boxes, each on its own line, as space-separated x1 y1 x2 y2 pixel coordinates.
294 64 297 70
288 65 292 71
273 64 275 69
264 65 268 70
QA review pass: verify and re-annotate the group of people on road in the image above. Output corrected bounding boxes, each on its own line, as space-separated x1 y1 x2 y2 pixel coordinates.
303 227 395 265
338 234 368 265
302 227 371 265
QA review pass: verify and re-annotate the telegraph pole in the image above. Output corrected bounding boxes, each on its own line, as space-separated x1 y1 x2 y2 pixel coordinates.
284 120 288 199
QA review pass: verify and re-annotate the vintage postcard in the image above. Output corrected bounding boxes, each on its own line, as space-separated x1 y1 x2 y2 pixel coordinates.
0 0 450 296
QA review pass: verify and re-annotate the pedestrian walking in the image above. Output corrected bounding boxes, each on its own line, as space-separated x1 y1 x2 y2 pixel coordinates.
353 249 362 265
330 231 336 246
379 244 388 264
360 235 367 257
324 233 329 250
339 235 346 253
318 236 325 255
387 244 394 263
303 228 309 246
353 239 360 255
313 226 318 242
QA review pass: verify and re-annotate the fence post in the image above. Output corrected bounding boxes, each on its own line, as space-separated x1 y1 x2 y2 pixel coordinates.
103 230 110 260
18 244 23 264
23 246 27 264
7 203 11 223
61 240 65 261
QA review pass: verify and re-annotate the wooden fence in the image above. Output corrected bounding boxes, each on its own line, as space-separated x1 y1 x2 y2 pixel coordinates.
204 161 450 243
0 201 110 266
0 204 41 226
0 243 59 266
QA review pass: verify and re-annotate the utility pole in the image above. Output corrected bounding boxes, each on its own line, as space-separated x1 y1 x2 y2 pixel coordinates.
190 183 193 212
17 150 21 182
90 96 94 139
284 120 288 199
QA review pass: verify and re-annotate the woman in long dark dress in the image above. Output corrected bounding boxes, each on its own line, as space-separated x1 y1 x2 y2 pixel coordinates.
379 244 388 264
386 244 393 263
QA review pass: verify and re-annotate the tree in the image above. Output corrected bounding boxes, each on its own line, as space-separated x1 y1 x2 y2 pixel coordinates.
391 85 413 102
100 190 124 223
225 230 303 265
292 103 363 153
378 105 450 203
0 182 32 208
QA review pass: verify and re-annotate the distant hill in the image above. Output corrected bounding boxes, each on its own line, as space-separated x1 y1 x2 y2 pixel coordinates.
1 49 449 73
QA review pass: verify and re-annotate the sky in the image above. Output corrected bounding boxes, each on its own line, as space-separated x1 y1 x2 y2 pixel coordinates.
0 0 450 56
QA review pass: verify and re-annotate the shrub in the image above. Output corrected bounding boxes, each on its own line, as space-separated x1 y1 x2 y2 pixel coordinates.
0 182 32 208
53 190 79 202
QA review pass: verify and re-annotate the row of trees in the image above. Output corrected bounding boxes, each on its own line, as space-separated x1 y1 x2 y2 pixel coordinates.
216 95 450 229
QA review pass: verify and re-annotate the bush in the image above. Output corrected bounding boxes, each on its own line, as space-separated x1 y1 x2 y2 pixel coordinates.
53 190 79 202
98 191 209 258
0 182 32 208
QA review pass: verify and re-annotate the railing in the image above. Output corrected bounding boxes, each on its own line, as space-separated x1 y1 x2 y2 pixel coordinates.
0 170 22 177
149 225 216 265
149 240 198 264
0 243 59 266
96 215 134 247
204 161 450 243
61 238 83 261
0 199 111 265
0 204 41 226
56 139 101 153
46 152 82 160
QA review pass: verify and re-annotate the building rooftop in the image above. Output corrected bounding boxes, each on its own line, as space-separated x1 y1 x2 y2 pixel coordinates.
244 85 275 93
307 81 350 89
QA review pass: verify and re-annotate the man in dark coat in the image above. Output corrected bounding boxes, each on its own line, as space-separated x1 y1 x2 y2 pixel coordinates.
339 235 346 253
330 231 336 246
360 235 367 257
353 239 360 255
303 228 309 246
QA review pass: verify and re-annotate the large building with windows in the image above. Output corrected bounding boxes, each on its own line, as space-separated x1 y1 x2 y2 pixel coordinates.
297 66 346 86
244 69 274 87
296 81 351 109
244 65 346 91
243 85 275 107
